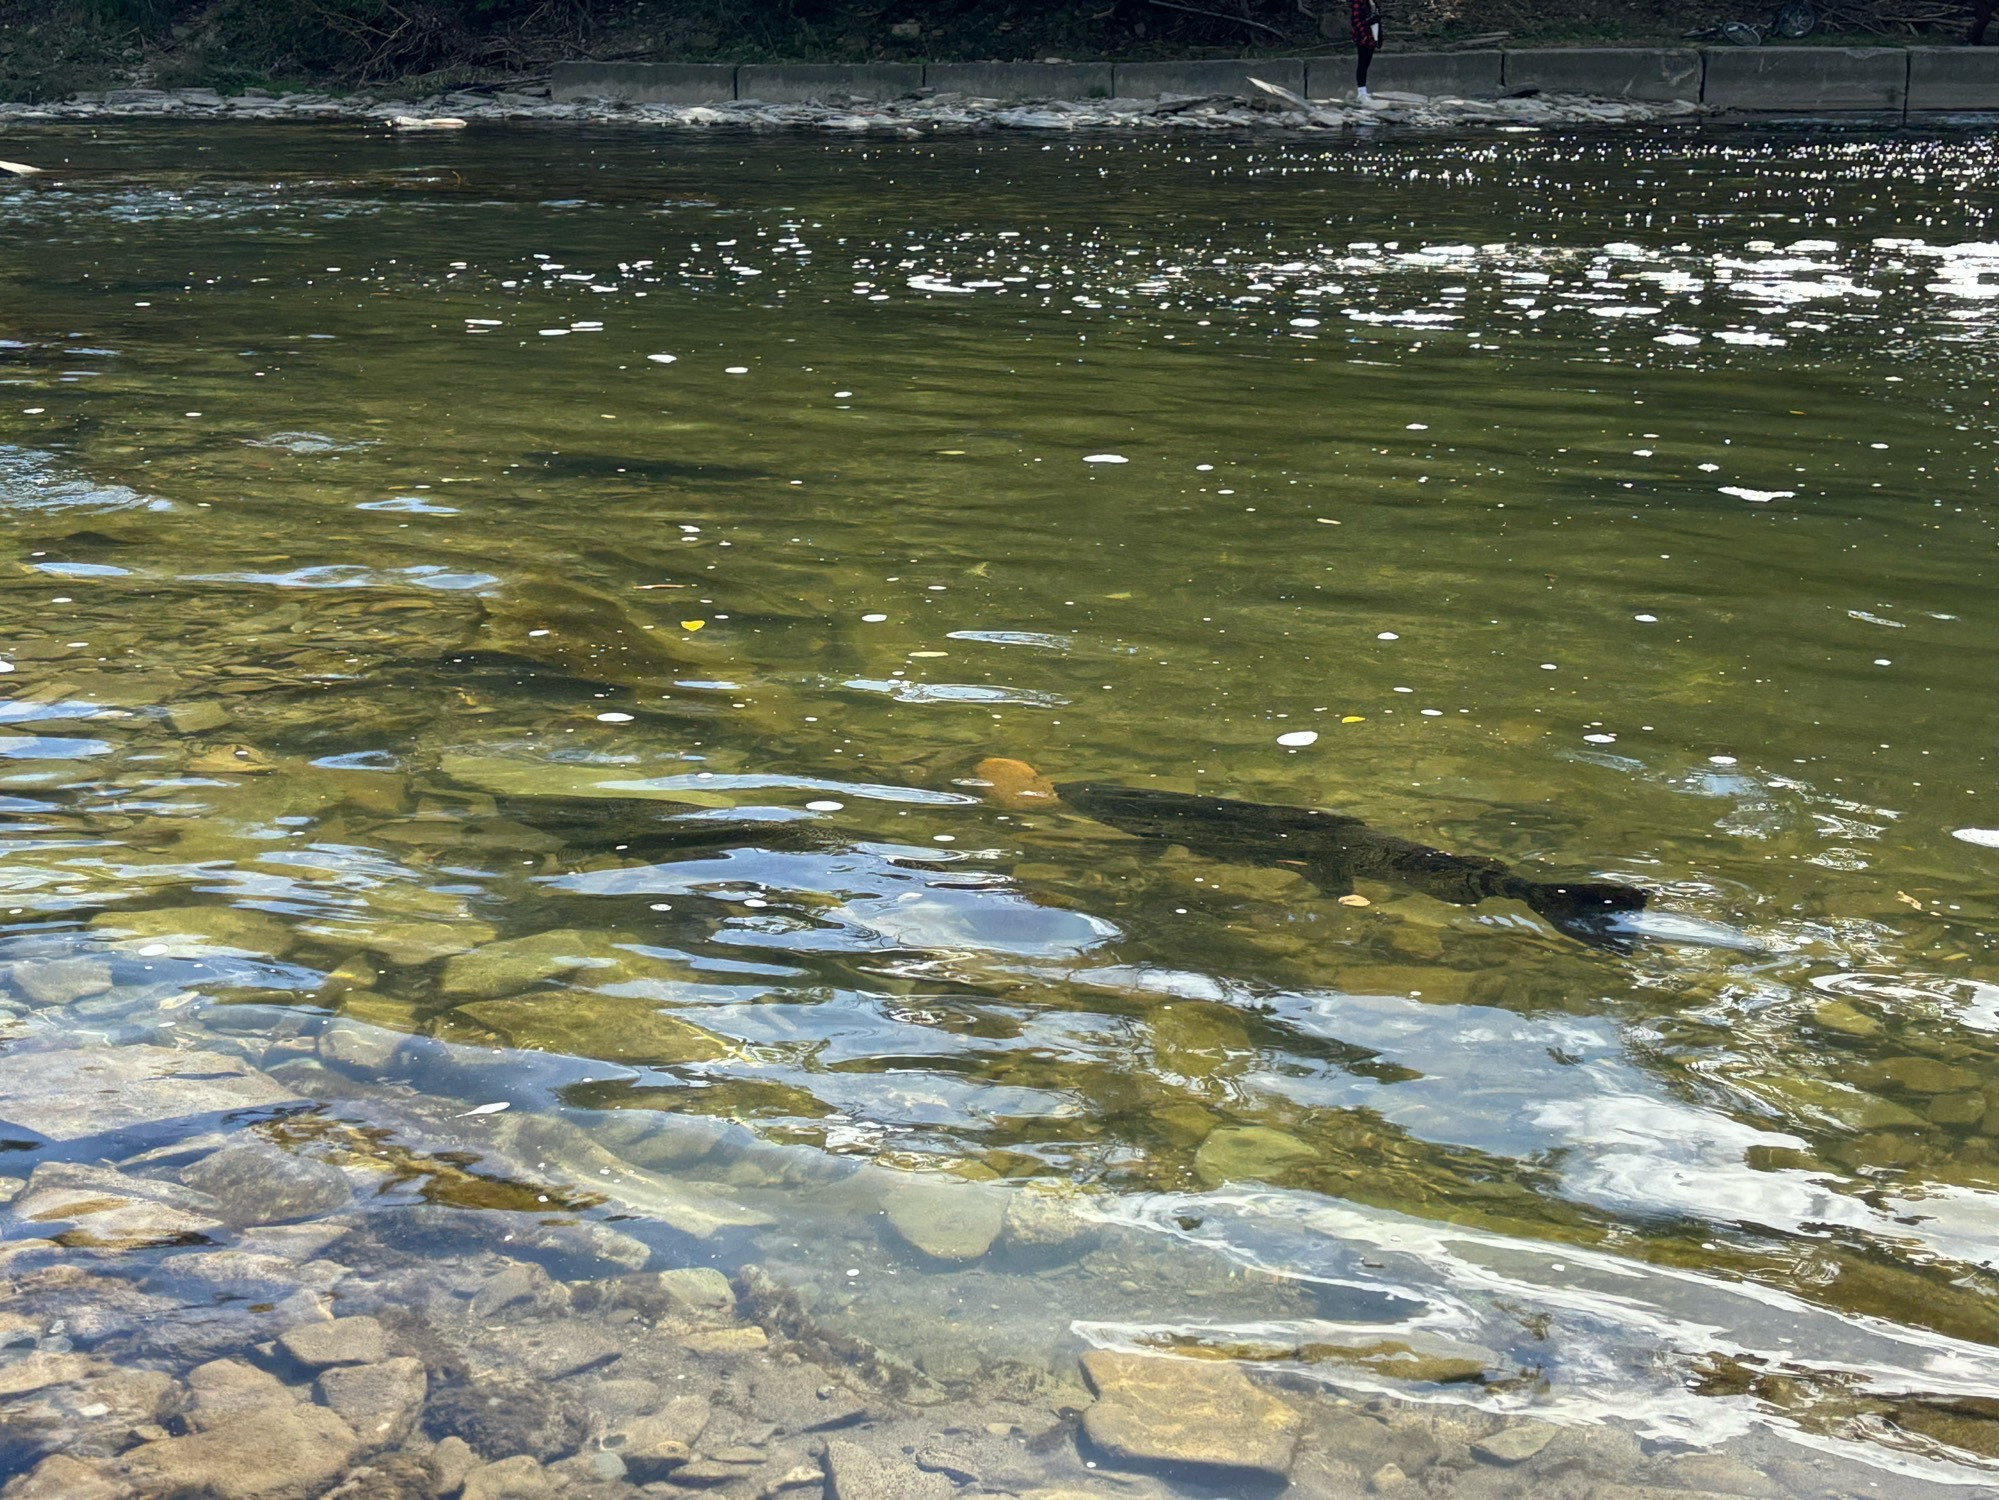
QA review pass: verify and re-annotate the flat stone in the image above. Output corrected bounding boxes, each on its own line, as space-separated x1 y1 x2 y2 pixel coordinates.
179 1143 352 1227
1859 1056 1982 1096
2 1454 128 1500
117 1402 360 1499
356 918 496 966
317 1356 427 1444
683 1325 768 1354
1472 1422 1560 1464
438 928 629 998
88 905 297 957
454 992 729 1066
1192 1125 1316 1187
473 1319 623 1379
279 1315 386 1368
184 1357 300 1429
148 1249 328 1303
9 1162 224 1250
0 1045 300 1143
0 1350 93 1397
7 958 113 1007
655 1266 736 1317
606 1395 710 1480
822 1438 954 1500
1079 1350 1301 1481
883 1180 1006 1262
318 1019 403 1070
462 1454 555 1500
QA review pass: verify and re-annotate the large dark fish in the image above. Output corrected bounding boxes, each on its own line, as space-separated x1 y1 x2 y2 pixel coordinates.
1051 779 1648 947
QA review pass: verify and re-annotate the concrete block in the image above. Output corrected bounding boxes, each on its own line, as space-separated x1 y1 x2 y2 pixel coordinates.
925 61 1113 100
1112 57 1304 100
548 63 736 105
1310 50 1501 98
735 63 924 103
1702 47 1907 111
1907 47 1999 110
1501 47 1700 101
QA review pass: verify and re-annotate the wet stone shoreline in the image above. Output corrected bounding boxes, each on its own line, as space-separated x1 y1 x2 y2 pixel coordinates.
0 969 1880 1500
0 85 1701 135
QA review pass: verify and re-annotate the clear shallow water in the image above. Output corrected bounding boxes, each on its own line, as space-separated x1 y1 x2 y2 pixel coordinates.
3 119 1999 1490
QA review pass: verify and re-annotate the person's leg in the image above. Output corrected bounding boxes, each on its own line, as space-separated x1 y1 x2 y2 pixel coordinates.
1974 0 1995 45
1351 0 1381 99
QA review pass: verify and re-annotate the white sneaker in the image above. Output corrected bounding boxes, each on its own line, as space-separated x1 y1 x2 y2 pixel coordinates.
1355 87 1374 105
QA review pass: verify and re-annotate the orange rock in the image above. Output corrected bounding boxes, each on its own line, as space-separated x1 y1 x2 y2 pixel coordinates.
971 757 1059 809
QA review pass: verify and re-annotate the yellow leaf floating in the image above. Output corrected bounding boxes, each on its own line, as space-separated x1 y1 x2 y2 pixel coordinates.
1338 894 1371 908
1342 715 1365 723
680 620 705 631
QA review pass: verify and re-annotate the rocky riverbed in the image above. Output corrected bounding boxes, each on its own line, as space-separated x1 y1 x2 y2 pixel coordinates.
0 972 1925 1500
0 84 1700 135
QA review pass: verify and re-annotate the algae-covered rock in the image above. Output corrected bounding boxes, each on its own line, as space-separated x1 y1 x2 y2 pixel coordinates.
348 919 497 967
439 752 732 807
453 993 730 1066
1811 1000 1881 1038
87 904 297 957
1928 1091 1987 1128
439 928 632 998
1193 1126 1317 1187
884 1179 1007 1262
1079 1349 1301 1480
1858 1056 1983 1096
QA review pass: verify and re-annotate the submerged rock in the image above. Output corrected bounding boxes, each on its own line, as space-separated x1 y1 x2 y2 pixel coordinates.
1078 1349 1301 1481
822 1438 954 1500
5 958 112 1007
453 992 730 1066
1472 1421 1559 1464
0 1044 299 1143
116 1402 361 1499
179 1143 353 1227
1192 1125 1316 1187
184 1357 300 1429
8 1162 223 1251
884 1179 1006 1262
317 1356 427 1444
279 1315 388 1369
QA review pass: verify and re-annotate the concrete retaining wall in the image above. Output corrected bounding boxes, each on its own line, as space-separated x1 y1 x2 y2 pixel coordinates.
549 62 734 104
547 48 1999 115
926 61 1112 99
1109 57 1304 99
1309 50 1502 98
1907 46 1999 109
1502 47 1701 102
736 63 924 103
1703 46 1907 110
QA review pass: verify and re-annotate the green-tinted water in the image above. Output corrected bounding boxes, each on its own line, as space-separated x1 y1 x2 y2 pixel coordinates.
4 120 1999 1492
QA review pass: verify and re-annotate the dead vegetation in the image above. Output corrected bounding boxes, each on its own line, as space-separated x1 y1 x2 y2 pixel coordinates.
0 0 1985 101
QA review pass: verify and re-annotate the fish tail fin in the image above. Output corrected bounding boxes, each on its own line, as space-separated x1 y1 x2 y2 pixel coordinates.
970 757 1061 810
1522 880 1649 944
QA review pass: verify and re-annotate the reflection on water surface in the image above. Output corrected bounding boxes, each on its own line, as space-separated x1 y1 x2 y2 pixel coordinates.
0 120 1997 1496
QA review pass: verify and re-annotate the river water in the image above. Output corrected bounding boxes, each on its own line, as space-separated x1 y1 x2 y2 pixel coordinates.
1 119 1998 1497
